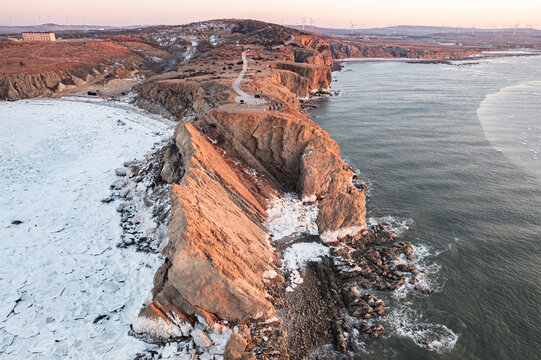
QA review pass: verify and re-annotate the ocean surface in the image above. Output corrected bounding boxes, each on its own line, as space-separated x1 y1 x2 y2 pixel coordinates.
310 56 541 359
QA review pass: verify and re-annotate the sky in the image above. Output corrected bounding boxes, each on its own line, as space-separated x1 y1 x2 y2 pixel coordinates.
2 0 541 29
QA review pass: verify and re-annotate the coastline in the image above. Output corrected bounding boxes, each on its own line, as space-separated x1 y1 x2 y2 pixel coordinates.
308 54 541 359
3 19 541 359
0 21 466 360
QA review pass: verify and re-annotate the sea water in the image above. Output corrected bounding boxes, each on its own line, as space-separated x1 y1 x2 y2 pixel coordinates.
310 56 541 359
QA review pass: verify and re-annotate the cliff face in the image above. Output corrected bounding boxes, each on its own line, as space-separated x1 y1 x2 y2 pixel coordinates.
149 122 279 324
296 35 334 65
1 67 105 100
329 40 480 60
270 61 332 96
207 108 366 241
132 43 368 354
0 38 168 100
1 71 68 100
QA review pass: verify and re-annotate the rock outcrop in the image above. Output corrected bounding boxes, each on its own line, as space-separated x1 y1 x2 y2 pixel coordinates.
1 69 95 100
0 38 168 100
147 122 280 323
2 19 445 359
271 61 331 95
131 30 369 355
329 39 480 60
207 108 366 241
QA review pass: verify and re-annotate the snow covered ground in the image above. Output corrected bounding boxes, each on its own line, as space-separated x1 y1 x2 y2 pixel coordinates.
266 194 328 291
0 98 174 359
267 193 318 240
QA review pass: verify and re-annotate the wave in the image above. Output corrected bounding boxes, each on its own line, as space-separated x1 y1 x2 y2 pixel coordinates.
364 217 458 352
366 215 413 236
392 244 444 298
386 305 459 353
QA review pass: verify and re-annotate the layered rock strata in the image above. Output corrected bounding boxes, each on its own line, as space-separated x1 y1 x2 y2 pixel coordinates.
126 30 384 358
1 19 433 359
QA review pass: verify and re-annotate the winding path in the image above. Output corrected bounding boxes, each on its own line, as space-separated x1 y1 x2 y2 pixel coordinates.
284 34 295 46
233 50 266 105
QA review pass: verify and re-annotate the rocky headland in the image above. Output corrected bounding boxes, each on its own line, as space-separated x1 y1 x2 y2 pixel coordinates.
2 20 445 359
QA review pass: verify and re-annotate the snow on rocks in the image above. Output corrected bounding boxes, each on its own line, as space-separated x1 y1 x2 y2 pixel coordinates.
267 193 319 240
132 316 185 340
320 226 363 244
0 98 173 359
133 319 233 359
191 329 213 349
282 242 330 291
112 153 172 253
267 193 329 291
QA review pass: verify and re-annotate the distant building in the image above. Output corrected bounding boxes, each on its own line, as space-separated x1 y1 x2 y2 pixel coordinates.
22 32 56 41
436 41 459 46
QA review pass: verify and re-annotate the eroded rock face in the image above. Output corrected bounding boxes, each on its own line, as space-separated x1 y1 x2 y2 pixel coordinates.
0 38 168 100
207 108 366 240
134 46 368 343
270 61 331 95
136 122 280 330
0 71 78 100
128 20 375 358
329 40 480 60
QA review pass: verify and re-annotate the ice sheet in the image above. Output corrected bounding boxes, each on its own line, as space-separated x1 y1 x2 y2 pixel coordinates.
0 98 174 359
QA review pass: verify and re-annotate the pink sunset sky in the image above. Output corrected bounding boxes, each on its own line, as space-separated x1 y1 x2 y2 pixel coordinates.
3 0 541 29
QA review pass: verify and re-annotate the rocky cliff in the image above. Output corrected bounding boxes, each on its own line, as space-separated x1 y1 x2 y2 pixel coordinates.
131 73 420 357
2 19 431 359
134 122 280 339
270 61 332 96
128 28 412 358
329 39 480 60
0 38 169 100
0 65 133 100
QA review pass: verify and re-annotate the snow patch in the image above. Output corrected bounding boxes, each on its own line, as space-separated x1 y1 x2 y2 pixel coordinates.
301 194 316 203
267 193 319 240
320 226 362 244
262 270 278 279
282 242 330 291
132 316 185 340
282 242 330 273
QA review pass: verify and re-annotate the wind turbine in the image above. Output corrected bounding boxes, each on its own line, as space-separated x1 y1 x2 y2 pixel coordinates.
10 15 14 26
350 21 357 35
308 17 314 31
513 24 520 36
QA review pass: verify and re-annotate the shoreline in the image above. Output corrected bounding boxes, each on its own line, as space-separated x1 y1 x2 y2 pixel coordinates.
5 19 539 359
2 24 442 359
335 51 541 64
